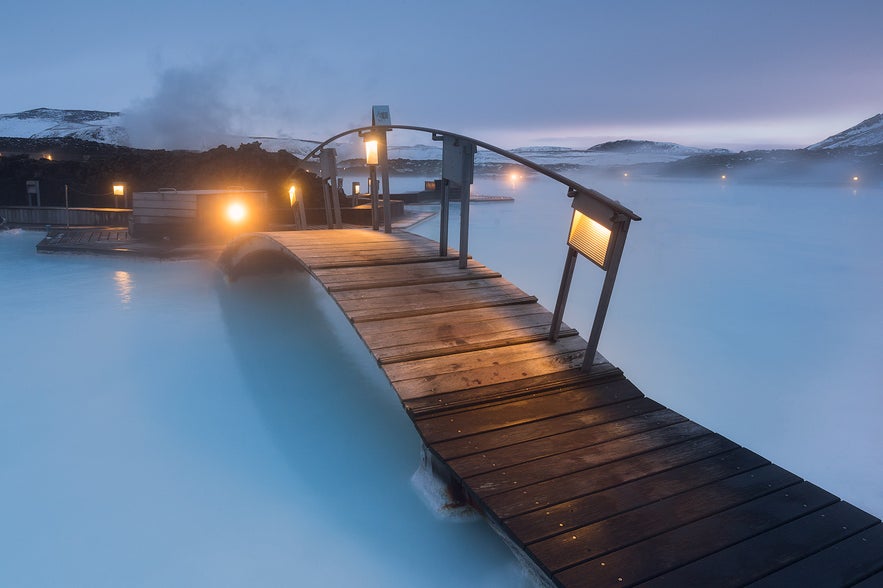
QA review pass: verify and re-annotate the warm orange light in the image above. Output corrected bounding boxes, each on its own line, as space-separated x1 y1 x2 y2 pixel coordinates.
364 140 379 166
569 210 612 269
226 202 247 223
288 184 296 206
113 184 125 196
44 154 53 161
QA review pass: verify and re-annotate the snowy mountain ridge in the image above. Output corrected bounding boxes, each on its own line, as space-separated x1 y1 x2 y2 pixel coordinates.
2 108 882 165
807 114 883 150
0 108 128 145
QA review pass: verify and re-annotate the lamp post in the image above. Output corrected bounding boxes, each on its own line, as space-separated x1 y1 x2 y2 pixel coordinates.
549 188 635 372
289 184 307 229
112 182 127 208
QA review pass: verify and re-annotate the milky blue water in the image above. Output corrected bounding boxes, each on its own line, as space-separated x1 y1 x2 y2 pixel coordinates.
1 173 881 587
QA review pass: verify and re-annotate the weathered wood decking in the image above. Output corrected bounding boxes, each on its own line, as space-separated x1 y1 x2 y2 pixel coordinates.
219 229 883 588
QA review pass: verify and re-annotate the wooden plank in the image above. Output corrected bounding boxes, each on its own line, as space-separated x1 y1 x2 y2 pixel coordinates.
505 447 769 544
448 409 688 479
404 367 623 417
429 396 663 460
345 289 537 323
353 304 559 338
389 337 586 399
331 277 522 302
748 522 883 587
385 337 587 383
465 420 712 498
315 259 500 291
642 503 880 587
415 377 645 445
483 434 739 519
356 306 577 364
376 328 579 365
554 482 839 588
531 464 801 573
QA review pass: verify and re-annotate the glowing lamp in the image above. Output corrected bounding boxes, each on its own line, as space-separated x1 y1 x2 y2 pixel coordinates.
113 184 125 196
852 176 860 182
288 184 297 206
721 174 727 180
567 191 617 270
364 140 379 166
226 202 247 224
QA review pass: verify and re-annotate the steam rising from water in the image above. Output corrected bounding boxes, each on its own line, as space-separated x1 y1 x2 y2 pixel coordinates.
123 64 238 150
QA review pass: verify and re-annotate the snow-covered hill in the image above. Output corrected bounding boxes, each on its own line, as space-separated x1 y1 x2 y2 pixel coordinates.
0 108 128 144
807 114 883 150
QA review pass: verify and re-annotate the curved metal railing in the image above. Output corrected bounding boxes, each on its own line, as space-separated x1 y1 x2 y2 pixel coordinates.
296 124 641 222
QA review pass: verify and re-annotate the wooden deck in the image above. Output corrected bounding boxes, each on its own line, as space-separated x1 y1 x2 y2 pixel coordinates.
219 229 883 588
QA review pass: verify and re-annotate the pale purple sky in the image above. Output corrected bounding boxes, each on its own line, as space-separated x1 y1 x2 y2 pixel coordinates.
4 0 881 149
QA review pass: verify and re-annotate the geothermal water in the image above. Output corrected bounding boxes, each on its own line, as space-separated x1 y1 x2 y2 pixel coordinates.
1 173 881 586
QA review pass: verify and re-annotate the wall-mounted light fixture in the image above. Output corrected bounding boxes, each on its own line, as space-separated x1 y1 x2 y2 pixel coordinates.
364 140 379 166
550 187 640 372
112 182 126 208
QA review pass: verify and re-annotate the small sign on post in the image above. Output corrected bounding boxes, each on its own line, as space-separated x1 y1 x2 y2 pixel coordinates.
372 105 391 127
440 136 476 268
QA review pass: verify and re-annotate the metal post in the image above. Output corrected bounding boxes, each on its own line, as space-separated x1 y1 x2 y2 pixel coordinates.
439 178 450 256
320 149 342 229
369 166 379 231
64 184 70 228
457 141 475 269
378 132 392 233
321 181 334 228
549 247 579 341
582 218 631 371
458 178 470 269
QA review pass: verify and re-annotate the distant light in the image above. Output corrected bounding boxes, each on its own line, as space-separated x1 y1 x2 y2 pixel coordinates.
721 174 727 180
112 184 125 197
852 176 860 182
44 154 52 161
623 172 629 177
288 184 296 206
352 181 361 195
364 140 379 166
509 172 520 182
226 202 247 223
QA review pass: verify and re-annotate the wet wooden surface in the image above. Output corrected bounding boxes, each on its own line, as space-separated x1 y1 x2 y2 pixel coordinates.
221 229 882 587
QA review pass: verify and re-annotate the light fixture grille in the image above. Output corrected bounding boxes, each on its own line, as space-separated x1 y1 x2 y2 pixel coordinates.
568 210 612 269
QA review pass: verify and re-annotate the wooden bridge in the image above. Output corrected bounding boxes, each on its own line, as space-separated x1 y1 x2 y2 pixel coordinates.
219 228 882 587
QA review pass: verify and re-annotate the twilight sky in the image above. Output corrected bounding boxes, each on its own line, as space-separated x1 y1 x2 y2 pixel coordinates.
4 0 882 150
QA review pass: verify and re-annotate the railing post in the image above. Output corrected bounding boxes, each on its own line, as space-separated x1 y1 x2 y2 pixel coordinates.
439 179 450 256
582 218 630 370
378 131 392 233
549 247 579 342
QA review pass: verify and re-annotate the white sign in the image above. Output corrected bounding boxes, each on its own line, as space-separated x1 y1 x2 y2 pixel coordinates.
372 105 391 127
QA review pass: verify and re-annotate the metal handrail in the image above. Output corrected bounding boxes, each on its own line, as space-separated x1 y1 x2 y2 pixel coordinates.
295 124 641 222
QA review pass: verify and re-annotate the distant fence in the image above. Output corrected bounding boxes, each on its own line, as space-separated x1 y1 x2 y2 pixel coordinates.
0 206 129 227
